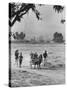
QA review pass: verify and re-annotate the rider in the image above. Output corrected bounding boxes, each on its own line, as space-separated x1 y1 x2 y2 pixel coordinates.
19 52 23 68
43 50 48 66
34 52 38 59
15 50 19 66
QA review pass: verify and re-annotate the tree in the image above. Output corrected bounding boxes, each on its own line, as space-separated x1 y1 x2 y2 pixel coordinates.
9 3 42 42
12 32 25 40
53 5 64 13
9 3 65 27
53 5 65 24
61 19 65 24
9 3 41 27
53 32 64 43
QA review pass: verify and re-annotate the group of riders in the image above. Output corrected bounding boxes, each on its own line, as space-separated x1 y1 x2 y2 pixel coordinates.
15 49 48 69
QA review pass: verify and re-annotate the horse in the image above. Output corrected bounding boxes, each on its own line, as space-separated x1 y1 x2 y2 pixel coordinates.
19 52 23 68
30 52 43 69
43 50 48 66
15 50 19 66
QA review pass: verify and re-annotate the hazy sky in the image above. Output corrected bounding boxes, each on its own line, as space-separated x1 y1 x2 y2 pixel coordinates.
12 5 65 40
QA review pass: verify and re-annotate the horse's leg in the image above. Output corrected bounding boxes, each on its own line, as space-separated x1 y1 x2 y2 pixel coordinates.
37 64 39 69
44 58 46 66
39 64 41 69
36 65 38 69
20 61 22 68
19 64 21 68
34 65 36 69
17 59 18 67
15 59 18 67
19 61 21 68
44 58 47 66
46 58 47 64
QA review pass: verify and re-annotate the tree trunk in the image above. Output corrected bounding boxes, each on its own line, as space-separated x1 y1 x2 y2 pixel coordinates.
9 26 11 87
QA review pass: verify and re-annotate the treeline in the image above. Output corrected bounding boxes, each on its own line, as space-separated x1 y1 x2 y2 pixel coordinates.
53 32 64 43
12 32 25 40
10 31 64 43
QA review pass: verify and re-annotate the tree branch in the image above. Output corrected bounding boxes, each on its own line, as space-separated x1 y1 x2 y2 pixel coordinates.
9 16 17 27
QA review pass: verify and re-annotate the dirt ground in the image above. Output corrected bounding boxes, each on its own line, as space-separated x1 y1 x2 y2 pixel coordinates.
11 63 65 87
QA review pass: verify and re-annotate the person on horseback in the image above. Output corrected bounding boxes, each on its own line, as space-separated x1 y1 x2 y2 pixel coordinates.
30 52 39 69
30 52 34 59
43 50 48 66
19 52 23 68
30 52 43 69
15 50 19 66
34 52 38 59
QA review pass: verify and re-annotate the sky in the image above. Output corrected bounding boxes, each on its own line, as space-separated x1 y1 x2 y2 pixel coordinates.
12 4 65 40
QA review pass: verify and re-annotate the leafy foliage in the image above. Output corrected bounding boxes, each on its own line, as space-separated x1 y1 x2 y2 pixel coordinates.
12 32 25 40
53 32 64 43
9 3 41 27
53 5 65 24
53 5 64 13
9 3 65 27
61 19 65 24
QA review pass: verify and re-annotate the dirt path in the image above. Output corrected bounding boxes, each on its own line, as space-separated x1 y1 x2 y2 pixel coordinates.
12 65 65 85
